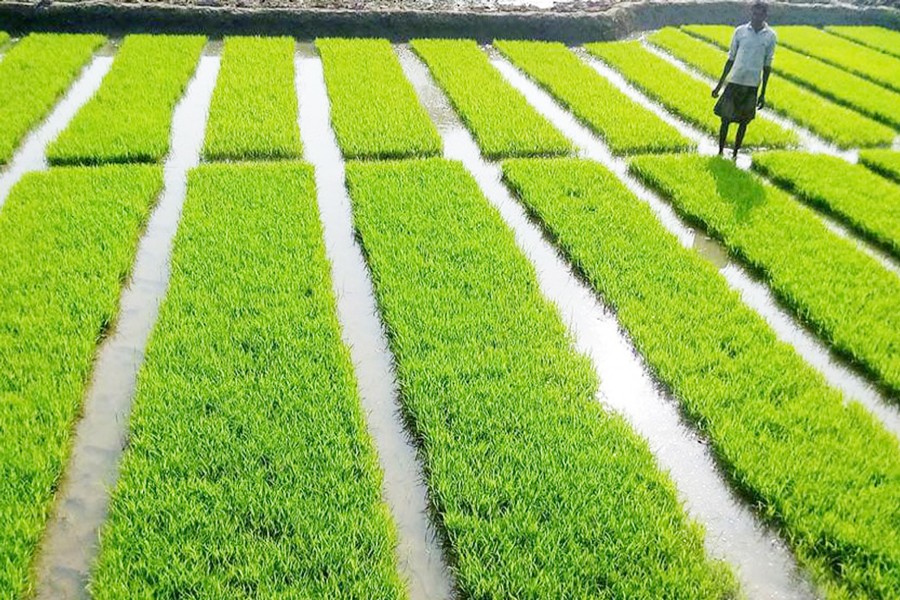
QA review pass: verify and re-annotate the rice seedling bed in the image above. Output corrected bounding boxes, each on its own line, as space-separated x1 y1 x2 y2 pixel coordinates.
630 154 900 395
646 28 895 149
47 35 205 165
859 149 900 184
90 162 405 599
501 157 900 599
585 40 796 149
682 25 900 130
317 38 441 159
0 165 163 599
752 151 900 259
825 25 900 59
203 36 302 160
0 32 9 47
346 157 736 599
776 26 900 92
410 39 571 159
493 40 691 154
0 33 104 164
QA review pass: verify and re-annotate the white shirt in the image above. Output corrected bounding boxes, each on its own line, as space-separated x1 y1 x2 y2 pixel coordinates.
727 22 777 87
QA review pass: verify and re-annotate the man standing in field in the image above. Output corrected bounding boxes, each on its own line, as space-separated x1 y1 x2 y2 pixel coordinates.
711 1 776 159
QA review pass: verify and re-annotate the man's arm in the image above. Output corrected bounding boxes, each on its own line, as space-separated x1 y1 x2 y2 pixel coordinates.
712 59 734 97
757 66 771 108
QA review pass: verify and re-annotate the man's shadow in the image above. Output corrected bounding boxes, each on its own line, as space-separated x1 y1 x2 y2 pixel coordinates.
708 157 767 224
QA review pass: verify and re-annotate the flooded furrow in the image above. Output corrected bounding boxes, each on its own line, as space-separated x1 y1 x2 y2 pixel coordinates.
491 53 900 439
399 44 817 600
0 55 112 209
295 48 455 600
32 54 220 600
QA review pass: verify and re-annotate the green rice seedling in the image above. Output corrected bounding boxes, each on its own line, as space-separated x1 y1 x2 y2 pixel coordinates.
47 35 206 165
860 149 900 184
346 158 737 599
317 38 441 159
0 32 9 48
0 165 163 598
647 28 894 148
502 157 900 599
630 154 900 394
203 36 303 160
776 26 900 92
494 40 692 154
410 39 572 159
752 151 900 258
825 25 900 59
91 162 405 599
584 41 797 149
0 33 104 163
682 25 900 129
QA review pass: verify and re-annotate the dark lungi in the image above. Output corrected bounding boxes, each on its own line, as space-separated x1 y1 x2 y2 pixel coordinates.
714 82 759 124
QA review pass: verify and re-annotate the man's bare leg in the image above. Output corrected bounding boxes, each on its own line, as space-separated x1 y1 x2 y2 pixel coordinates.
718 119 730 156
733 122 748 160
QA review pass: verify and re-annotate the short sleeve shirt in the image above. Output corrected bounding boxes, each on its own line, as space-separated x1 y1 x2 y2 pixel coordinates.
727 23 777 87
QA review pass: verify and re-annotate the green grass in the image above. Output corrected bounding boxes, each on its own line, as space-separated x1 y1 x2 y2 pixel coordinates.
682 25 900 129
501 157 900 599
0 33 105 164
776 26 900 92
630 154 900 395
494 40 693 154
825 26 900 59
859 149 900 184
0 165 163 599
410 39 572 159
752 151 900 259
584 41 797 149
317 38 441 159
91 163 405 599
345 157 736 599
647 28 894 149
203 36 303 161
47 35 206 165
0 31 9 48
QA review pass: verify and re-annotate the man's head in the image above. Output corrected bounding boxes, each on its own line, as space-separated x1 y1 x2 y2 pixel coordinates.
750 1 768 29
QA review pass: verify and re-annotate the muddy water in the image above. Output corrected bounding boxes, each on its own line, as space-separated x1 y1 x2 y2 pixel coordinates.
491 54 900 439
0 56 112 209
295 47 455 600
32 55 220 600
399 45 817 600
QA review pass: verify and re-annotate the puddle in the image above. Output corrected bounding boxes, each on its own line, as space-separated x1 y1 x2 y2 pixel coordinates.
295 54 455 600
400 44 817 600
0 55 112 209
295 40 318 59
32 54 220 600
95 38 121 57
202 38 224 56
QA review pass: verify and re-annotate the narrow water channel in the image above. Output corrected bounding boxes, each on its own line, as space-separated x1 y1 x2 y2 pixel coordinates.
32 54 220 600
397 44 818 600
295 47 455 600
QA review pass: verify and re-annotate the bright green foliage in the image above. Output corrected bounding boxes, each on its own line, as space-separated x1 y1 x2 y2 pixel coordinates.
682 25 900 129
860 149 900 184
203 37 303 161
647 28 894 148
753 151 900 258
494 40 692 154
0 165 163 598
777 26 900 92
825 26 900 59
630 154 900 395
48 35 206 165
0 32 9 48
0 33 104 163
502 157 900 599
410 39 571 159
346 158 736 599
584 41 797 148
317 38 441 159
91 163 405 599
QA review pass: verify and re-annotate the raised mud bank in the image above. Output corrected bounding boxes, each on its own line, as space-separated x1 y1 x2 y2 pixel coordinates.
0 1 897 42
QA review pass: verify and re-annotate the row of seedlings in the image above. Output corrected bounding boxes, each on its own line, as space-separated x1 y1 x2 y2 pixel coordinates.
646 27 895 149
683 25 900 129
0 34 105 163
752 151 900 259
493 40 694 154
826 25 900 58
583 40 798 148
860 149 900 184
